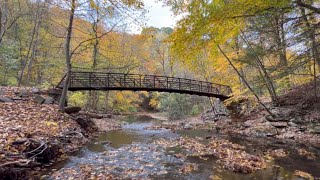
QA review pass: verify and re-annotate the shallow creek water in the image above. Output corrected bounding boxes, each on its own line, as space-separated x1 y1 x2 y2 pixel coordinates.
49 115 320 179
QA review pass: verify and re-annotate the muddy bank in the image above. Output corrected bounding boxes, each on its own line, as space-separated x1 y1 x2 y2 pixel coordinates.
0 87 122 179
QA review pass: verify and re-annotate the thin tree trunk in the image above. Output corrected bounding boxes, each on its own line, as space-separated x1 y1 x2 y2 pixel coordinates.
26 3 43 85
217 45 274 116
240 31 279 105
239 68 246 92
18 13 39 86
296 0 320 14
59 0 76 111
304 11 320 68
0 0 9 47
275 13 290 89
93 30 99 68
87 6 99 112
26 16 41 86
300 6 318 98
208 97 215 113
234 37 247 92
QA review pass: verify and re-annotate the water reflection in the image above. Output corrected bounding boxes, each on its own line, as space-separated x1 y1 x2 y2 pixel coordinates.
124 115 154 123
88 130 140 150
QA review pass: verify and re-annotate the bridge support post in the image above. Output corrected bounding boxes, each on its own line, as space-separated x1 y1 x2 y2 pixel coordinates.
89 72 92 88
107 73 110 87
208 97 215 113
205 97 229 121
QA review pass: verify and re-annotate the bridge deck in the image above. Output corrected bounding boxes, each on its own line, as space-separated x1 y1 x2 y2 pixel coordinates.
57 72 232 100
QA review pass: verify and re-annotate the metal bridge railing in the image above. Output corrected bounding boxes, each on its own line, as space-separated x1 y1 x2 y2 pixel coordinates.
57 71 232 99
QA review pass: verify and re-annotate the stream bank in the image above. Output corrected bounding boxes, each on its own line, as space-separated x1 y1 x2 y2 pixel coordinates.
0 87 122 179
47 115 319 179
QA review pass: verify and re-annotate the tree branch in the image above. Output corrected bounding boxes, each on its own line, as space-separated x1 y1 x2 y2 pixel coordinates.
217 45 274 116
70 23 118 57
296 0 320 14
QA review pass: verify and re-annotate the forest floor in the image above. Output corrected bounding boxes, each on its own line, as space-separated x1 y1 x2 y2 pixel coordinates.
0 87 123 179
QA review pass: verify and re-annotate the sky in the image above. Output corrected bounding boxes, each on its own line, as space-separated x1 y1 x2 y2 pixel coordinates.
131 0 181 33
144 0 178 28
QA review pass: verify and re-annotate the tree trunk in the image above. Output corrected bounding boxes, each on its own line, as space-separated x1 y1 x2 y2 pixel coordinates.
300 7 320 70
217 45 274 116
234 37 247 92
240 31 279 105
26 15 42 86
92 29 99 68
0 0 9 47
300 6 318 98
18 13 39 86
274 13 290 89
59 0 76 111
296 0 320 14
87 6 99 112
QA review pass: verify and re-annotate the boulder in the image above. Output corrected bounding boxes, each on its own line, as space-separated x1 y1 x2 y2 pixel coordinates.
34 95 46 104
265 129 278 137
64 107 82 114
17 89 29 97
270 108 281 115
43 97 54 104
183 124 192 130
31 88 40 94
213 98 229 115
271 122 288 128
47 88 63 104
0 97 14 103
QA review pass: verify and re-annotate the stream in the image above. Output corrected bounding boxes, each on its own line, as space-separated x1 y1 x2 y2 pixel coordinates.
48 115 320 179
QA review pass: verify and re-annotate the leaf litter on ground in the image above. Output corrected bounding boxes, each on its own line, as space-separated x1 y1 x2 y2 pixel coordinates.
154 136 266 174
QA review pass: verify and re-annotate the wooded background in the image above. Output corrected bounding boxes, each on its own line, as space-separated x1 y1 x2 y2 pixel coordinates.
0 0 319 118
